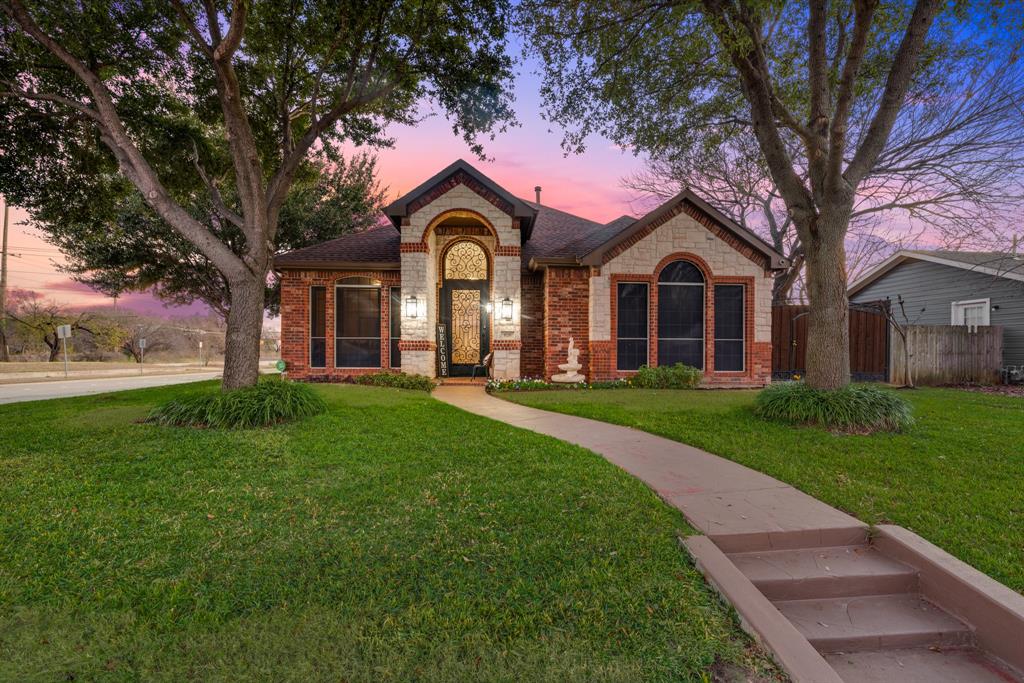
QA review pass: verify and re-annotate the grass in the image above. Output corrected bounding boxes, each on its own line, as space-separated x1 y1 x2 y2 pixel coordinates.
501 387 1024 593
0 382 775 682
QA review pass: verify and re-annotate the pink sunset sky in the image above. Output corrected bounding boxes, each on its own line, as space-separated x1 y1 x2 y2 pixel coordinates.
3 62 646 320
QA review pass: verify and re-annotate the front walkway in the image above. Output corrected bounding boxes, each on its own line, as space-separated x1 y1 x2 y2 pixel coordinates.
433 385 865 548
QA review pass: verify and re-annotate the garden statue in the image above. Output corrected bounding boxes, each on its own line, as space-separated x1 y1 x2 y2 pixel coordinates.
552 336 586 383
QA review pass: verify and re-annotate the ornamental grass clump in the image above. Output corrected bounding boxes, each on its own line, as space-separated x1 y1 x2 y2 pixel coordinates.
755 382 913 433
146 377 326 429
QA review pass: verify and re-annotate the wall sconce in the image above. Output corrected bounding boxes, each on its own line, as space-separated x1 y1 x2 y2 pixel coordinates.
500 297 513 321
405 295 418 319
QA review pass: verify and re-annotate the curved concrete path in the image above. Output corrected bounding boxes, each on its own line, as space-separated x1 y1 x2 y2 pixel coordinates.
433 385 865 549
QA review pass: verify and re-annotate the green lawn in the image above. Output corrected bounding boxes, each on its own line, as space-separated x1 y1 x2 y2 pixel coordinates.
0 383 775 682
501 388 1024 593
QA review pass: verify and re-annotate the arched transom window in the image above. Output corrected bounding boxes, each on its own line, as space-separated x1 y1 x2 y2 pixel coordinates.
444 241 487 280
658 260 705 369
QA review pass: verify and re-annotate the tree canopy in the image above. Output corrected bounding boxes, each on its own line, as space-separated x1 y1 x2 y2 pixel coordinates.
1 0 517 388
520 0 1023 389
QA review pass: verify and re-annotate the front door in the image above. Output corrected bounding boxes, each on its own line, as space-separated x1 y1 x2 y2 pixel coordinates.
439 240 490 377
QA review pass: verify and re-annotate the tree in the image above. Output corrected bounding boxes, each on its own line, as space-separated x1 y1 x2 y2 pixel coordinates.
41 153 387 319
624 60 1024 304
8 293 101 361
1 0 515 389
520 0 1022 389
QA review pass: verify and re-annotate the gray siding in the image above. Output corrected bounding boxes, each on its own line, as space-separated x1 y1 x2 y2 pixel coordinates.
851 259 1024 366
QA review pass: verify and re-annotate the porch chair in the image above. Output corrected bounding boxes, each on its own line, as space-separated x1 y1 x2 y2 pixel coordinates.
471 352 494 379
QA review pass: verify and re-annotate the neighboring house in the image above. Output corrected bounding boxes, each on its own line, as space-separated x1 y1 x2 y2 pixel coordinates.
850 250 1024 366
274 159 788 385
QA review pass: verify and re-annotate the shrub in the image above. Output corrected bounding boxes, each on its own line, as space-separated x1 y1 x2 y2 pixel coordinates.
631 363 702 389
146 377 326 429
755 382 914 433
486 377 633 392
353 371 435 392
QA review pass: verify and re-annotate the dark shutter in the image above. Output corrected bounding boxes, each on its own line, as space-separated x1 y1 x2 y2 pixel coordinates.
616 282 648 370
390 287 401 368
714 284 745 371
310 286 326 368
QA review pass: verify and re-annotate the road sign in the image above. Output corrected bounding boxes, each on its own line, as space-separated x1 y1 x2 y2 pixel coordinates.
56 324 72 339
139 338 146 349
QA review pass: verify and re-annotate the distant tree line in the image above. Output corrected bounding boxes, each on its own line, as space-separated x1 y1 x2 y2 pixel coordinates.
1 289 234 363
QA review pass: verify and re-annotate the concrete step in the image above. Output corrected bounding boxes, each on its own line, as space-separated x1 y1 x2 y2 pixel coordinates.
775 593 974 653
825 647 1024 683
728 544 918 600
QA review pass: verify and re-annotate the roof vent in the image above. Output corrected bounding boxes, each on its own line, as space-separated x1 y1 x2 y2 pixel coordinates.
535 186 542 204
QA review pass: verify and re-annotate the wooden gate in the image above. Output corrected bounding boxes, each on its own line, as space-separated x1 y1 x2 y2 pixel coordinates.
772 304 889 381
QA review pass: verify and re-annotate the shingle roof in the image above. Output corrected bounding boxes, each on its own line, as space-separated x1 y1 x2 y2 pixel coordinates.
274 161 788 270
274 223 399 269
521 200 635 262
849 249 1024 295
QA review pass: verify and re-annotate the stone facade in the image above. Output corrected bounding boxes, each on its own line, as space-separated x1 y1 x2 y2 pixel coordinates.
277 167 780 386
584 208 774 385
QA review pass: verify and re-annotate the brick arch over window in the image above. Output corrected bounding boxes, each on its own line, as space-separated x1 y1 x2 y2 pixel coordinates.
421 209 500 247
651 253 714 370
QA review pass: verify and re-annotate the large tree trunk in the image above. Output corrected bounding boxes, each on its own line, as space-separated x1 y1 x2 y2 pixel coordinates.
802 204 852 390
221 275 265 391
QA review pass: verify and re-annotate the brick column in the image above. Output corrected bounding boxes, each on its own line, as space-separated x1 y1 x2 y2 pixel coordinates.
543 266 590 380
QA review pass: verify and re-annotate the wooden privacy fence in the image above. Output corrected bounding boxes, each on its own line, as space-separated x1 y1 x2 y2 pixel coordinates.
890 325 1003 385
772 304 889 381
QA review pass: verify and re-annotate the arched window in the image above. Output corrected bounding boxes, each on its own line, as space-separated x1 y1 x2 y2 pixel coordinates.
444 241 487 280
335 277 381 367
657 260 705 369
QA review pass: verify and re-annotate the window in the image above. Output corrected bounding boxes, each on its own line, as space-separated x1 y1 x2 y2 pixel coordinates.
714 285 745 371
390 287 401 368
951 299 990 330
335 279 381 367
617 282 649 370
310 286 326 368
657 260 704 368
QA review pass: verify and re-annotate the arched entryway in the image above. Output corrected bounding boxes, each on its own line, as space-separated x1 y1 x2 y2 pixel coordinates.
439 239 490 376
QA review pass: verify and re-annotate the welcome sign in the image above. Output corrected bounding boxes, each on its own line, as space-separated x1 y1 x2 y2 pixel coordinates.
436 323 449 377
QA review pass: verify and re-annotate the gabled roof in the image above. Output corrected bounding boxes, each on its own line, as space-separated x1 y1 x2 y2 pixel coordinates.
849 249 1024 296
576 189 787 269
274 223 399 270
383 159 537 236
275 161 789 271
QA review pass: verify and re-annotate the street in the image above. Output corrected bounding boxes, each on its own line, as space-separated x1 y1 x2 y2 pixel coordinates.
0 371 221 405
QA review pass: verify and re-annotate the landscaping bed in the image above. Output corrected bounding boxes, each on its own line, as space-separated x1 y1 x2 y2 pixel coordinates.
0 382 775 682
500 387 1024 594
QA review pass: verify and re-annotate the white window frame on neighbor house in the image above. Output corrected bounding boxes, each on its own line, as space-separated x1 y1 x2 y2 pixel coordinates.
950 298 990 331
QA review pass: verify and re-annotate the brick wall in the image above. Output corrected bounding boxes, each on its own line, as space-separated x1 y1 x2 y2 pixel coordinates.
279 268 400 380
520 270 546 378
543 266 590 380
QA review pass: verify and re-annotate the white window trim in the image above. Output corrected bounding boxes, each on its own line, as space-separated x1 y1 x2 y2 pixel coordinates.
951 298 991 330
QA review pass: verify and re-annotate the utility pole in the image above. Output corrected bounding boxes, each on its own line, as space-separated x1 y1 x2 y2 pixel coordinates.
0 196 9 362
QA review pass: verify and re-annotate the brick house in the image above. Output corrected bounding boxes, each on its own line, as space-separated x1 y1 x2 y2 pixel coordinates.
275 159 787 385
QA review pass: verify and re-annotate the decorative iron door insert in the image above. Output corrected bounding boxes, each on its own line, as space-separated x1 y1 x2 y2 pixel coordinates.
440 240 489 376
